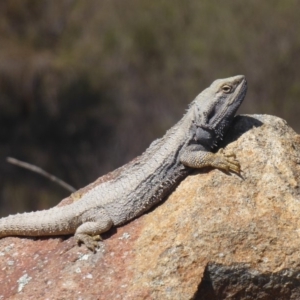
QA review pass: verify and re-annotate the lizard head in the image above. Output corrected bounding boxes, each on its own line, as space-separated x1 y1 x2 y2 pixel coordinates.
192 75 247 149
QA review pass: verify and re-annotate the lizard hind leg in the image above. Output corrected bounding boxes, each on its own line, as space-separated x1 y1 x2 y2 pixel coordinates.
75 208 113 251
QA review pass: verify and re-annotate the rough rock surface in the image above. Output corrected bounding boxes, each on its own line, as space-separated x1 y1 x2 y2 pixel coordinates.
1 114 300 300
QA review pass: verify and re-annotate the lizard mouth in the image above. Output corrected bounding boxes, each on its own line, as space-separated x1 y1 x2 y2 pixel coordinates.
210 75 247 140
218 75 247 120
228 75 247 105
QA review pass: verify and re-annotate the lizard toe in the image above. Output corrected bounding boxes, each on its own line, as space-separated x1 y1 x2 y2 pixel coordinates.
76 233 100 252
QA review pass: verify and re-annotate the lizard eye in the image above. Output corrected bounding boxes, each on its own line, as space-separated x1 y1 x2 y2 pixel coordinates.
221 85 232 93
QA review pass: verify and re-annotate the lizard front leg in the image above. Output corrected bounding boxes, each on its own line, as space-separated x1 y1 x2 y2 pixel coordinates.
75 208 113 251
180 146 240 173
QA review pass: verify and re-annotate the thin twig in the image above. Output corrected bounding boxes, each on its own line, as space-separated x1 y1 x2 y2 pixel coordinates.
7 157 76 193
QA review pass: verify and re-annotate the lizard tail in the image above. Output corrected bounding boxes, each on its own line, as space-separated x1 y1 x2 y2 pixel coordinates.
0 205 78 238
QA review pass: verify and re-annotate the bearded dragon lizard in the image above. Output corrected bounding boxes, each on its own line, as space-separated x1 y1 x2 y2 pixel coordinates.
0 75 247 250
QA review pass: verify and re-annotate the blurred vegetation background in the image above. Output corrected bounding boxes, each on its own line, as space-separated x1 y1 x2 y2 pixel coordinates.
1 0 300 216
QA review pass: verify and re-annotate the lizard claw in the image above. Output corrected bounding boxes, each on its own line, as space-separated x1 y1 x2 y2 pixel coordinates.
76 233 101 252
213 148 241 173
